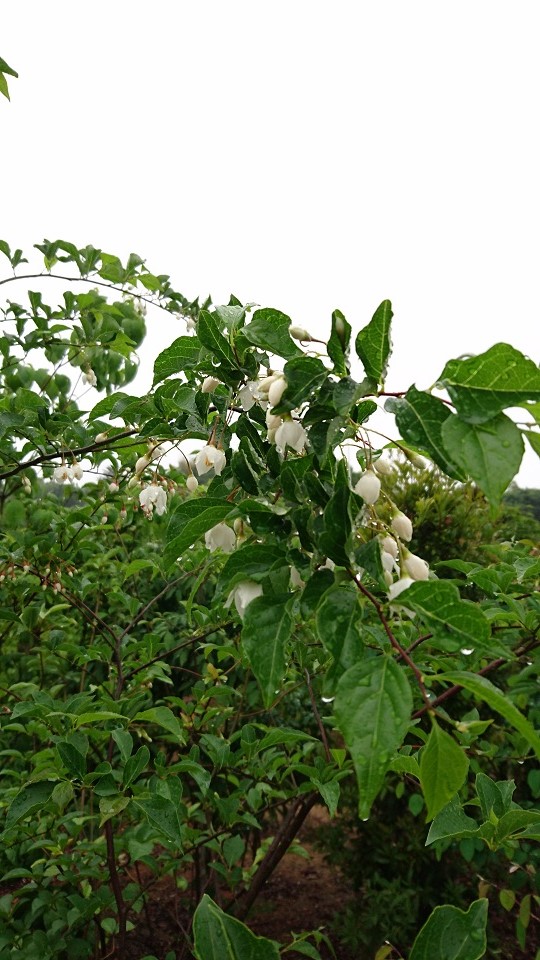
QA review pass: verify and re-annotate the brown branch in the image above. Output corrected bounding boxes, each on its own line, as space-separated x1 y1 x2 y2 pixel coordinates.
0 430 138 480
104 819 127 959
123 621 233 682
305 668 331 762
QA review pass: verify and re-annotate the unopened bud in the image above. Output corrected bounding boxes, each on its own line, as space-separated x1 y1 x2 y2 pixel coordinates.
268 376 287 407
402 550 429 581
391 511 413 541
289 325 312 342
96 432 108 443
186 475 198 492
373 458 394 477
135 455 150 475
201 376 221 393
354 469 381 505
381 536 398 559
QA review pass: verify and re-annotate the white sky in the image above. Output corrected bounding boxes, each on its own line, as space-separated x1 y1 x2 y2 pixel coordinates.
2 1 539 485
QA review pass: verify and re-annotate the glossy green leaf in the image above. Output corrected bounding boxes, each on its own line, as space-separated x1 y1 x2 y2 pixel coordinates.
56 741 87 780
5 781 55 829
153 336 202 384
426 795 479 845
437 672 540 759
401 581 490 650
438 343 540 423
197 309 238 368
165 499 234 568
133 796 183 847
277 356 327 412
524 429 540 457
135 707 185 742
441 412 524 505
242 596 293 707
316 586 364 694
242 308 302 359
391 386 464 479
123 746 150 789
193 894 280 960
420 720 469 821
334 657 413 819
409 899 488 960
318 481 352 567
355 299 393 384
216 544 287 596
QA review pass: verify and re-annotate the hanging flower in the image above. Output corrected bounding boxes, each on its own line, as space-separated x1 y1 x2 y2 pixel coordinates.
391 511 413 541
373 458 394 476
135 454 151 475
387 576 414 601
274 420 307 454
53 465 70 483
266 411 283 431
225 580 263 618
402 550 429 581
202 376 221 393
268 375 287 408
82 368 97 387
195 444 227 477
204 522 236 553
381 535 398 559
238 382 258 411
354 469 381 505
186 475 199 492
139 484 168 517
68 463 84 481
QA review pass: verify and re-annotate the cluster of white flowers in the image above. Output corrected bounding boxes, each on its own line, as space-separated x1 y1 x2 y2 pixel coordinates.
379 511 430 601
53 462 84 483
139 483 168 517
81 368 97 387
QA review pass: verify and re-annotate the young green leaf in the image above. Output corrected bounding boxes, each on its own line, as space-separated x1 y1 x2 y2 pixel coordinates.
334 657 412 819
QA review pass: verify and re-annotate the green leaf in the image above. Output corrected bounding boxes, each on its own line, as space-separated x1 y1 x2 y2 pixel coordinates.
316 586 364 695
401 581 490 651
165 499 234 568
123 746 150 789
193 894 280 960
134 796 183 847
499 889 516 912
438 343 540 423
56 741 87 780
216 544 287 596
122 559 158 581
441 412 524 506
99 795 130 827
409 899 488 960
242 308 302 359
426 795 480 845
5 781 55 829
355 537 385 588
334 657 413 819
277 356 327 412
391 387 464 479
523 429 540 457
197 309 238 368
153 336 202 384
327 308 351 376
475 772 511 819
318 481 353 567
355 300 393 384
437 672 540 759
135 707 185 741
0 58 18 78
242 596 293 708
0 72 9 100
420 720 469 821
51 781 74 812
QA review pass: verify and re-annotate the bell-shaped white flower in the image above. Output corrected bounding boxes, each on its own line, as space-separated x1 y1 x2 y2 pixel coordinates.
82 368 97 387
387 576 414 601
186 475 199 492
266 410 283 431
268 375 287 407
381 535 398 559
68 463 84 482
274 419 307 454
202 376 221 394
195 444 227 477
139 484 168 517
226 580 263 618
354 469 381 505
238 382 258 411
391 511 413 542
135 454 151 475
205 522 236 553
402 550 429 581
53 465 70 483
381 550 395 573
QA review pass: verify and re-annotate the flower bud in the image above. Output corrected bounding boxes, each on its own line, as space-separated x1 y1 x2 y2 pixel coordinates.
402 550 429 581
268 376 287 407
201 376 221 393
354 469 381 505
96 432 108 443
381 536 398 559
109 481 120 492
266 410 283 431
391 511 413 541
373 458 394 477
186 475 198 492
289 325 312 342
135 455 151 475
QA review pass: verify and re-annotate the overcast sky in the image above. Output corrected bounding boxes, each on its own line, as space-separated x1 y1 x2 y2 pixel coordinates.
2 1 539 484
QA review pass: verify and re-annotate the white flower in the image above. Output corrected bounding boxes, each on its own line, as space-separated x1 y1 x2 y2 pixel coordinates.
402 551 429 581
139 484 168 517
185 317 197 334
82 369 97 387
96 432 108 443
202 376 221 394
274 420 307 454
53 465 70 483
373 458 394 476
381 536 398 559
391 511 413 541
354 470 381 505
226 580 263 618
109 481 120 492
68 463 84 481
381 551 395 573
289 325 312 341
135 455 151 475
238 382 258 411
149 444 166 461
195 444 227 477
266 410 283 431
268 376 287 407
387 576 414 600
186 475 199 492
205 522 236 553
256 374 280 397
